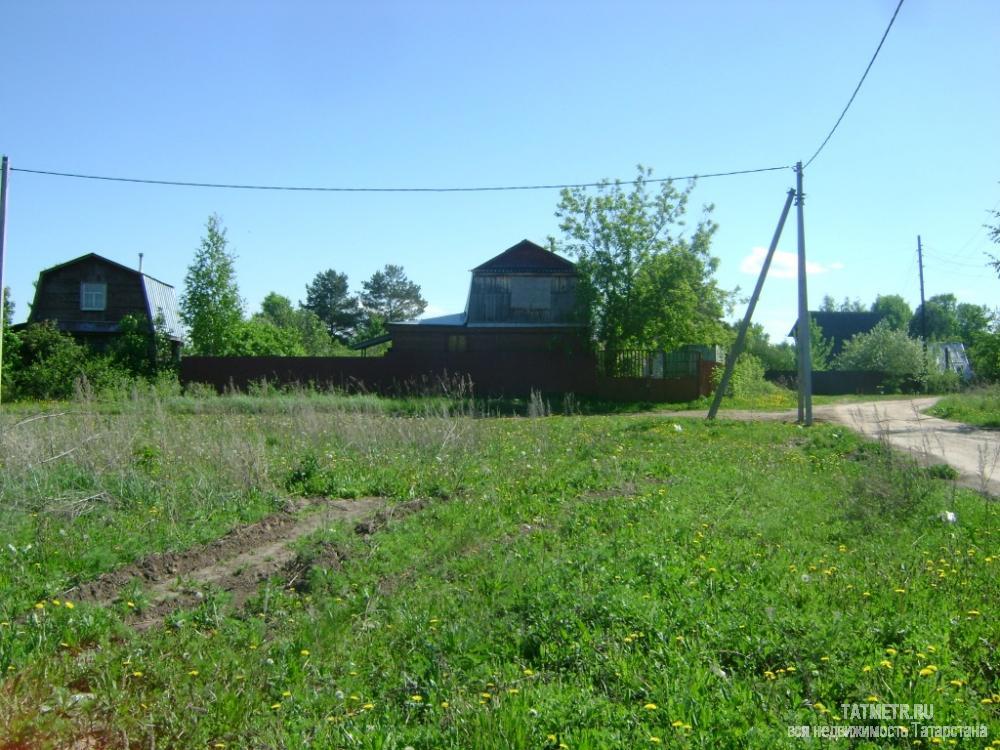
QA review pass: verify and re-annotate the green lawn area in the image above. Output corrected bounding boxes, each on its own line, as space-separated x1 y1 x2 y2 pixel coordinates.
927 385 1000 429
1 395 996 748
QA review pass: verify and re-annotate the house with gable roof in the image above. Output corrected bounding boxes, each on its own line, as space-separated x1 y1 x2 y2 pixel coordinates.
356 239 588 355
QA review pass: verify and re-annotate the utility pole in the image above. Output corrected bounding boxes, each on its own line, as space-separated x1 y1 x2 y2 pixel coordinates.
795 162 813 425
708 189 795 419
917 235 927 350
0 155 9 407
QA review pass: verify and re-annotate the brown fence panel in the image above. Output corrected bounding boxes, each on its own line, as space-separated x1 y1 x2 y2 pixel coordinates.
180 350 719 402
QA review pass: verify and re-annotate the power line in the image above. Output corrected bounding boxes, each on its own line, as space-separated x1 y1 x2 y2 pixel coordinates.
803 0 905 169
9 164 790 193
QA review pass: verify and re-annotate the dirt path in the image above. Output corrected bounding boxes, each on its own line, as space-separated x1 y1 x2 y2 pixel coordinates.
658 397 1000 496
65 496 415 629
819 398 1000 496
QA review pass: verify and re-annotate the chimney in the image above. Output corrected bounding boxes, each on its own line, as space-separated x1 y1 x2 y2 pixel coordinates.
138 252 144 273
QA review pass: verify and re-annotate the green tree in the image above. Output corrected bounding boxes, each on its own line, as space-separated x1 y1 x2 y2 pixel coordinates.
956 302 993 346
871 294 912 332
806 317 834 371
552 165 727 356
2 286 12 329
835 320 925 391
180 214 245 355
360 264 427 323
741 322 796 371
909 293 961 342
228 319 305 356
303 269 362 342
254 292 345 356
820 295 865 313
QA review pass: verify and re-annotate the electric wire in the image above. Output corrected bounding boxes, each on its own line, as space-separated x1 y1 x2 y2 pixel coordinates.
9 164 790 193
803 0 905 169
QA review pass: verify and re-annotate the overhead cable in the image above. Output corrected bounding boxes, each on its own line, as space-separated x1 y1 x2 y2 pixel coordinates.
9 164 790 193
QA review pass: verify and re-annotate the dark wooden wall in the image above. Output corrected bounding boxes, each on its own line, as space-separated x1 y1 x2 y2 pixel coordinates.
466 273 579 325
30 258 147 326
389 326 589 355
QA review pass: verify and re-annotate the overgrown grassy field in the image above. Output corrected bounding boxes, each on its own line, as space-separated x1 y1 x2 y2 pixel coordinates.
0 393 996 748
929 385 1000 429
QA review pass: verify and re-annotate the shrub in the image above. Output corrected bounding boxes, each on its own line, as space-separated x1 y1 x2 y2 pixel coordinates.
925 369 962 394
834 321 926 392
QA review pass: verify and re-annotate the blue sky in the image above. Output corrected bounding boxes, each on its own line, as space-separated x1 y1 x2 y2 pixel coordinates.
3 0 998 341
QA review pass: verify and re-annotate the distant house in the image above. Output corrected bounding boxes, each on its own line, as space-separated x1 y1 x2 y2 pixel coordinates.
21 253 184 352
358 239 587 354
789 311 886 357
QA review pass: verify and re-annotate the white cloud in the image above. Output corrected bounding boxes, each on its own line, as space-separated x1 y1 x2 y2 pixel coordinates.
739 247 841 279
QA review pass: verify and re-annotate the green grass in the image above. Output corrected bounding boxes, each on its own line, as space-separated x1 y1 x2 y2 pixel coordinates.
927 385 1000 428
1 395 996 748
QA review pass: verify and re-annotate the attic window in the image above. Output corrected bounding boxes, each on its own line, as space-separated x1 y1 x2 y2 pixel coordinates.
81 282 107 311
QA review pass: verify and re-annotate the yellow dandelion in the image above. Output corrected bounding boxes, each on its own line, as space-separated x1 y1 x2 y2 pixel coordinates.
671 720 684 727
649 737 661 744
523 668 534 676
820 656 830 662
132 671 143 677
966 609 981 616
894 588 906 594
885 647 897 656
862 665 872 672
918 667 936 677
865 695 880 702
34 603 44 610
126 601 135 608
411 695 423 702
948 680 965 687
862 591 871 598
440 701 449 708
880 660 893 669
271 703 282 710
643 702 658 710
51 599 61 607
508 688 520 694
363 703 374 709
282 690 291 697
785 666 796 673
64 601 74 610
300 649 310 656
189 670 199 676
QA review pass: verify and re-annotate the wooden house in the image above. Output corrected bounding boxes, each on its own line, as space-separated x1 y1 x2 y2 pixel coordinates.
382 240 587 354
788 311 886 356
22 253 184 351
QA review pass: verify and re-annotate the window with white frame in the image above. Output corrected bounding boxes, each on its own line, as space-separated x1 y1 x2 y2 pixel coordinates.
80 282 107 311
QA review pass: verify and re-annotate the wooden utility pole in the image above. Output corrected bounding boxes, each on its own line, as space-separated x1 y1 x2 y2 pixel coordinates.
708 189 795 419
0 155 9 407
795 162 813 425
917 235 927 348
